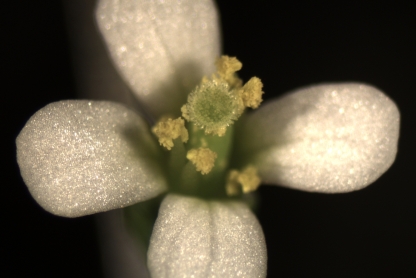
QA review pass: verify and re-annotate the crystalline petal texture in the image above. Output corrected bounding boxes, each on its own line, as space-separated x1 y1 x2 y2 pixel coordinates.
238 83 400 193
16 100 166 217
148 194 267 278
96 0 221 118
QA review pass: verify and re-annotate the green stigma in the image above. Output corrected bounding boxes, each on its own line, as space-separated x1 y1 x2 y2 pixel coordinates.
181 79 243 136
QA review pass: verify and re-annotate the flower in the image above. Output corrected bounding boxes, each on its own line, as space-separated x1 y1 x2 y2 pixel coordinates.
16 0 400 277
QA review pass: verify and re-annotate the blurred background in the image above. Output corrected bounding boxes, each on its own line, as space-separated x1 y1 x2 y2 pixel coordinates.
3 1 415 277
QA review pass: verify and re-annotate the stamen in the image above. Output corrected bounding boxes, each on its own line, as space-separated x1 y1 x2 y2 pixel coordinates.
225 170 241 196
226 166 261 196
238 77 264 109
152 117 188 150
186 147 217 175
215 56 243 88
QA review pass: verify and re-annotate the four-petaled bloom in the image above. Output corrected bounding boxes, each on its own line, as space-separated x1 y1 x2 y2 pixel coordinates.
16 0 400 277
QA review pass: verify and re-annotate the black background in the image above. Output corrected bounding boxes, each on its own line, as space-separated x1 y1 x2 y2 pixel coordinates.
3 1 416 277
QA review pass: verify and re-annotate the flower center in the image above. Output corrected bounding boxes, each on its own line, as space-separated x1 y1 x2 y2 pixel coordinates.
152 56 264 198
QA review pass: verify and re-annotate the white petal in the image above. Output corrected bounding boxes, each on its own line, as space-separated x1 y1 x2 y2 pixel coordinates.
237 83 400 193
16 100 167 217
148 194 267 278
96 0 220 118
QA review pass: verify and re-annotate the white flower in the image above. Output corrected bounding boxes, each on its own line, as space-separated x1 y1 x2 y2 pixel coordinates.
16 0 400 277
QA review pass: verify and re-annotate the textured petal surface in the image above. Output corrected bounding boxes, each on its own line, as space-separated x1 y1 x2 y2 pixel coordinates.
16 100 166 217
96 0 220 118
148 194 267 278
237 83 400 193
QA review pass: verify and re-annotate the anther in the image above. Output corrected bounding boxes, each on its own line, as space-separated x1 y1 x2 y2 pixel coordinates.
152 117 188 150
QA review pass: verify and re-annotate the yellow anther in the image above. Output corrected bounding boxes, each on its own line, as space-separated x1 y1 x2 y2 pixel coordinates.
186 147 217 175
152 117 188 150
239 166 261 193
225 170 240 196
215 56 243 88
238 77 264 109
216 56 242 78
226 165 261 196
